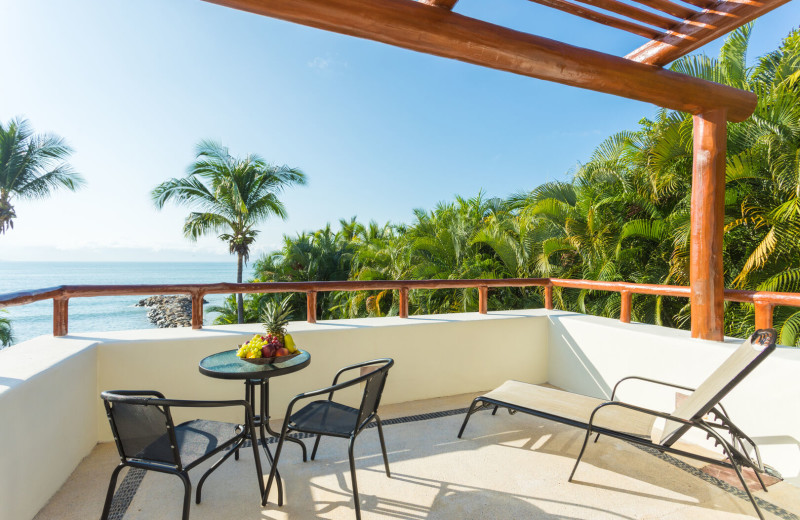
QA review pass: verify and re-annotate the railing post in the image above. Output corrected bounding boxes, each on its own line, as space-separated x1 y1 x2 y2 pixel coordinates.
399 287 409 318
478 286 488 314
620 290 632 323
191 291 204 329
306 291 317 323
754 301 774 330
544 285 553 310
690 108 727 341
53 297 69 337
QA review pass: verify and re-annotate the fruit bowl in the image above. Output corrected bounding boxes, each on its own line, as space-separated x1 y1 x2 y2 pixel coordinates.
240 351 301 365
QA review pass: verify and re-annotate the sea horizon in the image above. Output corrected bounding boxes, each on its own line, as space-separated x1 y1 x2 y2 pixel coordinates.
1 260 256 345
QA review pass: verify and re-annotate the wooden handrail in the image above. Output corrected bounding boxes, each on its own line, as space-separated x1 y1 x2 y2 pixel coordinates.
2 277 799 337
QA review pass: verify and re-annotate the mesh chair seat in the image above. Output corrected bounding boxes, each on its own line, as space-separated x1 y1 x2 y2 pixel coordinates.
289 400 360 437
134 419 242 469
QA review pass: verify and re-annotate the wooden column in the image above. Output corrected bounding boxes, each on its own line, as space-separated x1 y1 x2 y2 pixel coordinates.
754 301 774 330
191 292 204 329
620 290 631 323
399 287 409 318
690 108 727 341
478 286 488 314
53 297 69 337
306 291 317 323
544 285 553 310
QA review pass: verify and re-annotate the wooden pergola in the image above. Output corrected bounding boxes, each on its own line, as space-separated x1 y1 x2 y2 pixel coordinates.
204 0 790 341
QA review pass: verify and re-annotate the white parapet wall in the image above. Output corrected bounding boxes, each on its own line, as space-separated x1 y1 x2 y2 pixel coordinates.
547 311 800 481
0 310 550 520
3 308 800 520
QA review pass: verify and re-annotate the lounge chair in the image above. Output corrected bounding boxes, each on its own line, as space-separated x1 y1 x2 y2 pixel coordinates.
457 329 777 520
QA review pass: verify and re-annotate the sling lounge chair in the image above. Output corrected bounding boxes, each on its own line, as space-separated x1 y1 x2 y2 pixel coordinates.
457 329 778 520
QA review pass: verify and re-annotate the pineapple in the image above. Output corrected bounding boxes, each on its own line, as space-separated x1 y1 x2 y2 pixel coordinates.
261 296 293 349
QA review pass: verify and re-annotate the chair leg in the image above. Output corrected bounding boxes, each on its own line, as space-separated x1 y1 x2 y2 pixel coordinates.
249 427 266 499
311 434 323 461
263 426 288 507
375 416 391 478
457 399 482 438
100 463 126 520
196 439 244 504
569 428 593 482
178 472 192 520
348 435 361 520
492 405 498 415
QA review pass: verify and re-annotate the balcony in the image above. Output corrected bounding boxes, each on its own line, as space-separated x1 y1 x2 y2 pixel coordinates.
2 309 800 520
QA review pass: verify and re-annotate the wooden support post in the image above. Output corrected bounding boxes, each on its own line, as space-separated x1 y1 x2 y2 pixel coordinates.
754 301 774 331
53 297 69 337
191 292 204 329
544 285 553 310
690 108 727 341
306 291 317 323
620 290 631 323
478 286 488 314
399 287 409 318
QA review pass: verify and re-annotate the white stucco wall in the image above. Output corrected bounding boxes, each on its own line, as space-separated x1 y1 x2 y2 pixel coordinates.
0 310 550 520
0 336 98 520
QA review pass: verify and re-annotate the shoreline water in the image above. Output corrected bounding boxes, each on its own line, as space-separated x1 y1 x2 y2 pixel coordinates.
0 261 255 345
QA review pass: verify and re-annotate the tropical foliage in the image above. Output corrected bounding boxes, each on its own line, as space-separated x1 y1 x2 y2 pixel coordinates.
215 26 800 345
152 140 305 323
0 310 12 347
0 117 84 233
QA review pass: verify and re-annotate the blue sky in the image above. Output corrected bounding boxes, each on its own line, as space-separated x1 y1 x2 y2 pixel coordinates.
2 0 798 263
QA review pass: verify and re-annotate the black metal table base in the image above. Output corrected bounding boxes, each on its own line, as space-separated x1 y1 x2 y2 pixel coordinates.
240 379 309 505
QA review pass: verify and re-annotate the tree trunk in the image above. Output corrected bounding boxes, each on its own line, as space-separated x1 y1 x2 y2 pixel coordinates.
237 252 244 324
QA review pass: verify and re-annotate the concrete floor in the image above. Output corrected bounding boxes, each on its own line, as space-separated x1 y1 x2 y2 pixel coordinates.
34 392 800 520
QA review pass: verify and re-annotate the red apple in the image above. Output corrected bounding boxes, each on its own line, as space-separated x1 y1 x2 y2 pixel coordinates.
262 345 276 358
275 347 290 357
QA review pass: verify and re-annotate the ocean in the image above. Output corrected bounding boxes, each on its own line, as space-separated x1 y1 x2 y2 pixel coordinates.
0 261 255 345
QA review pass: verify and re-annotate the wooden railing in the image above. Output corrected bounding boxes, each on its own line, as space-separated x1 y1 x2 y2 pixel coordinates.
1 278 799 337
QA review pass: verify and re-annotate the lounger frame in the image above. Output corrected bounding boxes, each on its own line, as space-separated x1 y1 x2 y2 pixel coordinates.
457 329 778 520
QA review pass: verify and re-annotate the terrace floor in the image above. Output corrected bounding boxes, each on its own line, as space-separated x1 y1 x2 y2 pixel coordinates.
35 392 800 520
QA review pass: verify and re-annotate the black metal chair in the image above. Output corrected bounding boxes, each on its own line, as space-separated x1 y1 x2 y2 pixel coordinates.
100 390 265 520
262 358 394 520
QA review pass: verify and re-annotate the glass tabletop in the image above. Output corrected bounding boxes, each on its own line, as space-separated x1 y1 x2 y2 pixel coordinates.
198 349 311 380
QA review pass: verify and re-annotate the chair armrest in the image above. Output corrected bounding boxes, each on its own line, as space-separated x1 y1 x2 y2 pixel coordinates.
327 359 392 400
610 376 696 401
101 390 166 399
153 398 254 417
587 401 739 453
284 373 373 418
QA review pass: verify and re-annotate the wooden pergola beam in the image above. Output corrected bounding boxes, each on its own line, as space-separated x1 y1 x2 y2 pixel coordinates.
526 0 667 39
627 0 792 66
418 0 459 9
203 0 756 122
567 0 683 30
629 0 698 21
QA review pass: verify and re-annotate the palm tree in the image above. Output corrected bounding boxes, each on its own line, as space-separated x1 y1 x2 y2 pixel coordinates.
152 140 305 323
0 117 84 233
0 311 12 347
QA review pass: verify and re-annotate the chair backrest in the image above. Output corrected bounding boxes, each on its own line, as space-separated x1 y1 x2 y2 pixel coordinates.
355 359 394 430
101 391 180 466
657 329 777 446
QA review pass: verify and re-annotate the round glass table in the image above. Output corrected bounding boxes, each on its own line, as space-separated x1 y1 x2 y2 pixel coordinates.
199 349 311 503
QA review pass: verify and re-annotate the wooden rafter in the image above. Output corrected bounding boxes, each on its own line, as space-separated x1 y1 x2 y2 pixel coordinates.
526 0 666 38
627 0 793 66
567 0 682 30
418 0 459 9
628 0 699 20
203 0 755 121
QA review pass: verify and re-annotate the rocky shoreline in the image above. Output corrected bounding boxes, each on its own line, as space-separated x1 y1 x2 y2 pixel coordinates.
135 295 208 328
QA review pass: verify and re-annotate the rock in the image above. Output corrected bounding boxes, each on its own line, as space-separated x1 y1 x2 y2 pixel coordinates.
136 295 207 328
